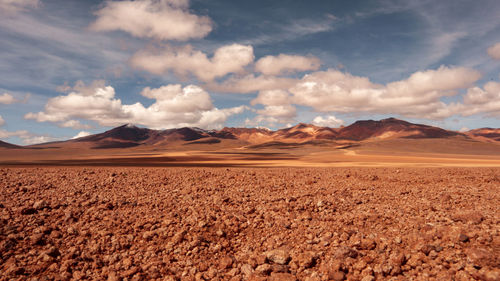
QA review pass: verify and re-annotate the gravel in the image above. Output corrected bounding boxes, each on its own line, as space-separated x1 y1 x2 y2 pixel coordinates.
0 167 499 280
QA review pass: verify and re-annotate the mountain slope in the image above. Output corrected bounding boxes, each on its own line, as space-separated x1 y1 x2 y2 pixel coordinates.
0 140 20 149
26 118 486 149
467 128 500 142
336 118 460 141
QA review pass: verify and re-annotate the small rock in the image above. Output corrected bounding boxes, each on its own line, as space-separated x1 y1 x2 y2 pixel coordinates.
269 272 297 281
255 263 272 275
219 256 233 269
459 233 469 243
361 276 375 281
334 246 358 259
293 252 316 269
466 248 495 268
107 271 119 281
265 249 291 265
483 268 500 281
21 207 37 215
360 239 376 250
33 200 48 210
30 233 45 246
452 211 484 224
329 271 345 281
241 264 254 276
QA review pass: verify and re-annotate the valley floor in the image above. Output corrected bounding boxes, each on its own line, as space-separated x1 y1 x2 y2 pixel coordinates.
0 167 499 280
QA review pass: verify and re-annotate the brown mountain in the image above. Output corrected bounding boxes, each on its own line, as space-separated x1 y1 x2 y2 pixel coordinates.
0 140 20 149
336 117 460 141
28 118 480 149
71 124 160 148
466 128 500 142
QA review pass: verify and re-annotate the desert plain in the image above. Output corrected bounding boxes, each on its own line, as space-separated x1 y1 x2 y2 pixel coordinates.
0 166 499 281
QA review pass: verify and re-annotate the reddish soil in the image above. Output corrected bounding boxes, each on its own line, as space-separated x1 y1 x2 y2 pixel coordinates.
0 167 499 281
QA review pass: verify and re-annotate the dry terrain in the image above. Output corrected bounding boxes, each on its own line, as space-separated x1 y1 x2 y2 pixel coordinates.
1 167 499 280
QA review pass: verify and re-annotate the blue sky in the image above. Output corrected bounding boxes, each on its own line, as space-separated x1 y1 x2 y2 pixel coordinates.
0 0 499 144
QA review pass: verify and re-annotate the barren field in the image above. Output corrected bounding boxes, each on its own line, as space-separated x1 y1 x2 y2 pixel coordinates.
1 167 499 281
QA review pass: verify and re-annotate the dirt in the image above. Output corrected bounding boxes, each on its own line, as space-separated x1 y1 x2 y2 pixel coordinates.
0 167 499 280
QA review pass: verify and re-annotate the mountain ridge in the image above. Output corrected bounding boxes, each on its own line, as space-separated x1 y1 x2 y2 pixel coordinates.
2 118 499 148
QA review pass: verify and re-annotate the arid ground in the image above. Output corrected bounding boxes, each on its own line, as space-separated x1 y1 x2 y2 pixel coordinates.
1 167 499 280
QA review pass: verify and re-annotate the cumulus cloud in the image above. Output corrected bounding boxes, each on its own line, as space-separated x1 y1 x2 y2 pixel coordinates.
255 54 321 76
25 81 246 130
458 81 500 116
130 44 254 82
311 115 344 127
256 105 296 119
206 74 298 94
0 0 39 13
487 42 500 60
90 0 212 41
0 92 30 104
290 66 481 119
251 90 291 106
0 128 58 145
0 129 29 139
22 135 59 145
0 93 16 104
59 120 93 130
72 131 91 139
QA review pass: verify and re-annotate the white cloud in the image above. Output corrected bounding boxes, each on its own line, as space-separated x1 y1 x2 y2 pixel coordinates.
290 66 481 119
205 74 297 94
251 89 291 106
130 44 254 82
0 128 57 145
22 135 59 145
459 81 500 116
257 105 296 119
487 42 500 60
90 0 212 41
59 120 93 130
0 93 16 104
72 131 91 139
0 115 4 126
255 54 321 76
0 0 39 13
0 129 29 139
25 81 246 130
312 115 344 127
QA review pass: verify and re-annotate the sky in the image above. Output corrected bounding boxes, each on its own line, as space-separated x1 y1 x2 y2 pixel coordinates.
0 0 500 145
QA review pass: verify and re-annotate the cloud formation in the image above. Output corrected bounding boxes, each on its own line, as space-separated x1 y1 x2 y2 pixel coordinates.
255 54 321 76
59 120 93 130
290 66 481 119
251 90 291 106
0 115 4 126
25 81 246 130
90 0 212 41
130 44 254 82
0 0 39 13
206 74 297 94
487 42 500 60
312 115 344 127
0 93 15 104
459 81 500 116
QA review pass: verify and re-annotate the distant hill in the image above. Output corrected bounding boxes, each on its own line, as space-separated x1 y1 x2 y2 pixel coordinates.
466 128 500 142
336 117 460 141
23 118 500 149
0 140 20 149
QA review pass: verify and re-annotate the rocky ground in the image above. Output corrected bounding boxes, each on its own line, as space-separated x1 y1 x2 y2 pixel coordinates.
0 167 499 281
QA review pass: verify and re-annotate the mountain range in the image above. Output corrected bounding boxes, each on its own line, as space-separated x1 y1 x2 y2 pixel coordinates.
1 117 498 149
